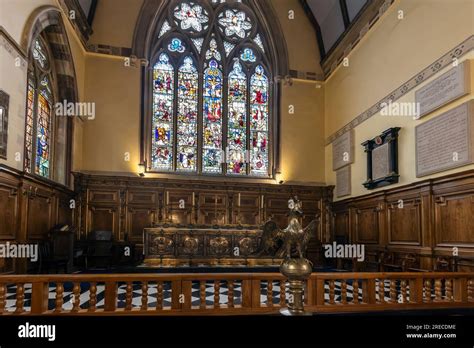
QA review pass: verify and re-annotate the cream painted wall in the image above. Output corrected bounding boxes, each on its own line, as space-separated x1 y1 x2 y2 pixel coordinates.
88 0 144 48
325 0 474 137
81 54 141 173
280 80 325 184
324 0 474 200
272 0 323 74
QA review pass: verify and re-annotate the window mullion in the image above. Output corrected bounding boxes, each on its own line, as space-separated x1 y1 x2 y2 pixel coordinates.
172 64 179 172
246 68 251 176
197 62 203 175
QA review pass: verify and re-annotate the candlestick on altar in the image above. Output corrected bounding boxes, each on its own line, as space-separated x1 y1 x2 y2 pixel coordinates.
192 192 195 206
237 193 241 207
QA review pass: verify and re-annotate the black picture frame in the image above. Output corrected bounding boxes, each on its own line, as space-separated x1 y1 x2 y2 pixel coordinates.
0 90 9 160
361 127 400 190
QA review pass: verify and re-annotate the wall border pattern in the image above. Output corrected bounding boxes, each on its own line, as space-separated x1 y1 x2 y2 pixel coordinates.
325 35 474 145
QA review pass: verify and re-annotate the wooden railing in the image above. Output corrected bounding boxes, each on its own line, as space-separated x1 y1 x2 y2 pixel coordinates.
0 272 472 315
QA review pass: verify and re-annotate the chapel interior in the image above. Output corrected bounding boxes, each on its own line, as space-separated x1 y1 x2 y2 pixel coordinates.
0 0 473 316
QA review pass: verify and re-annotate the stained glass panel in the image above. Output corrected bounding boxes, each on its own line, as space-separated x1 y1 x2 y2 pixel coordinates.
250 65 269 176
24 81 35 173
32 39 48 69
254 34 265 53
35 93 51 177
218 9 252 39
240 47 256 62
159 20 171 38
205 38 221 61
191 38 204 53
227 61 247 175
177 56 198 172
203 60 223 173
152 53 174 170
174 3 209 32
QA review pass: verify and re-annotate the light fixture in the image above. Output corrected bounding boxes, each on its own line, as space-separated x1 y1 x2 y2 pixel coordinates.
138 162 146 177
275 171 284 185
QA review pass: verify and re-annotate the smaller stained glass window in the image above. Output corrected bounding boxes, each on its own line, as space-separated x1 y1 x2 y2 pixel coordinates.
218 9 252 39
174 3 209 32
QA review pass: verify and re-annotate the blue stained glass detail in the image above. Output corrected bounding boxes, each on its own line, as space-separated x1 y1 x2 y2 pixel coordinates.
240 48 256 62
168 38 186 53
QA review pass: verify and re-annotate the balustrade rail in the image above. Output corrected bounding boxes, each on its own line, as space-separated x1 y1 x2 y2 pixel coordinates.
0 272 472 315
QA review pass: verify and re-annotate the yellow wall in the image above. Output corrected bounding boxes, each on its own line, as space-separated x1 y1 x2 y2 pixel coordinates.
81 54 141 173
88 0 143 48
324 0 474 200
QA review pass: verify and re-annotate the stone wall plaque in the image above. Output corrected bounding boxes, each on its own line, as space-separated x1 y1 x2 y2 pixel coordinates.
372 143 390 180
336 166 351 198
415 101 474 177
332 130 354 170
415 61 471 118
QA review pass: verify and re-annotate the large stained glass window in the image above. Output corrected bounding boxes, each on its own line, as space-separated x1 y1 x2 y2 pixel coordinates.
24 36 54 178
152 53 174 170
150 0 272 177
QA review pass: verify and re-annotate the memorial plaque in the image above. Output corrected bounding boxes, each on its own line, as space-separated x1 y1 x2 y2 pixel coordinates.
332 130 354 170
372 143 390 180
336 166 351 198
416 101 474 177
415 61 471 118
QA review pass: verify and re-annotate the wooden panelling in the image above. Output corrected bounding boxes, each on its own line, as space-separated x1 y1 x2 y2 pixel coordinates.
354 206 379 244
332 170 474 271
0 181 18 239
387 199 421 245
88 206 118 238
73 173 334 261
89 190 119 203
434 193 474 246
127 207 157 242
0 165 75 274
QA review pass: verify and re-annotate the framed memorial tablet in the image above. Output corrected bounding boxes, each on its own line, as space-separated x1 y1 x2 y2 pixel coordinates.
361 127 401 190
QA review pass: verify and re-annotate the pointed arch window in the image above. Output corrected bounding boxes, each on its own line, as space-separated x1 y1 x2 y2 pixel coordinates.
24 36 55 178
148 0 273 177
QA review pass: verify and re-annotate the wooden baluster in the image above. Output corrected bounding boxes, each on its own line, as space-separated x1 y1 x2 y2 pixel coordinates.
214 280 220 308
378 279 384 303
55 282 64 312
267 281 273 307
353 280 359 304
125 282 133 310
341 280 347 304
434 279 442 302
15 283 25 313
72 283 80 312
400 280 407 303
329 280 335 305
200 281 206 309
469 279 474 301
141 282 148 311
228 281 234 308
156 282 163 310
424 279 432 303
445 279 453 302
280 280 286 307
0 283 5 314
390 280 397 303
89 282 97 312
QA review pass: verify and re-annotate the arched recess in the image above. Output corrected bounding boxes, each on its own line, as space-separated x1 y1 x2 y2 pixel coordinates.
132 0 289 176
21 6 78 185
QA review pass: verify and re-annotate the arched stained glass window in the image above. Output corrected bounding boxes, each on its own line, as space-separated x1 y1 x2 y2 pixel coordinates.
24 36 54 178
148 0 272 177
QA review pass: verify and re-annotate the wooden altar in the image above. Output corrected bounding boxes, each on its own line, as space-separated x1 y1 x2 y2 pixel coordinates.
144 224 282 266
